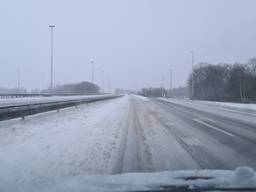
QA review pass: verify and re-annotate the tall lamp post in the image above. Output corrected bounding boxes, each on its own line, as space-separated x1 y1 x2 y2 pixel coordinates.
91 61 94 83
49 25 55 92
162 76 165 97
17 68 20 93
169 69 173 97
101 70 105 93
190 51 194 99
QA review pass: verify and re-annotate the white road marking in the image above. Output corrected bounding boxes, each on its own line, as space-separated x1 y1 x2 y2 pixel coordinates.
182 138 202 146
201 118 215 123
193 118 234 137
167 121 176 127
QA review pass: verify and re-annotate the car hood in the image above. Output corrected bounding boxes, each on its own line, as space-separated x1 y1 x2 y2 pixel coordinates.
2 166 256 192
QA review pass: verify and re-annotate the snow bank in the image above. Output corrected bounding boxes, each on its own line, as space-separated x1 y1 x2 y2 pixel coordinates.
2 167 256 192
0 95 129 191
160 97 256 115
199 100 256 113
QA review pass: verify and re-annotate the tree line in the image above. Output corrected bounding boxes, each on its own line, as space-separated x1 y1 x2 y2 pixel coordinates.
138 86 189 98
53 81 100 95
139 87 166 97
188 58 256 102
0 81 100 95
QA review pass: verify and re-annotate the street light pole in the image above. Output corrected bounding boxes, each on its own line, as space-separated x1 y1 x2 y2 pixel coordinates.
162 76 165 97
91 61 94 83
101 70 105 93
169 69 173 97
191 51 194 99
49 25 55 92
17 68 20 93
107 77 111 93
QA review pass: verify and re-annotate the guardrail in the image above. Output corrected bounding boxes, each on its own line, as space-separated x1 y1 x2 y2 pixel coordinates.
0 95 122 121
0 93 97 99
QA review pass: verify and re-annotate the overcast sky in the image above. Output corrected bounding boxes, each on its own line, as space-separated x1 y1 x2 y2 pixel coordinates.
1 0 256 91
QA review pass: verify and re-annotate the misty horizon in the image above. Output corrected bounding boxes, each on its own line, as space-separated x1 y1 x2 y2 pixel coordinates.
1 0 256 91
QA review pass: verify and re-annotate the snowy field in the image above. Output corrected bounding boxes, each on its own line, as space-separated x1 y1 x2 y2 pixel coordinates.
198 100 256 112
0 96 129 186
176 98 256 112
160 98 256 117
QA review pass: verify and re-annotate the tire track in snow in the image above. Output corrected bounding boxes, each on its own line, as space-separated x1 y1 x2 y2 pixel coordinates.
151 98 256 169
152 114 208 169
112 97 154 173
137 99 206 169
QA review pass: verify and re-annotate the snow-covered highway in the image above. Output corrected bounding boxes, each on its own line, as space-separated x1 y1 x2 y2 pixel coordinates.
1 95 256 186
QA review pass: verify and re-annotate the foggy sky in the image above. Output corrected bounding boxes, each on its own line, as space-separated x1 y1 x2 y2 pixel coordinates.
1 0 256 91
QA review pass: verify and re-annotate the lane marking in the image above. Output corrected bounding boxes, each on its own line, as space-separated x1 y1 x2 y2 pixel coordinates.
201 118 215 123
193 118 234 137
182 138 202 146
166 121 176 127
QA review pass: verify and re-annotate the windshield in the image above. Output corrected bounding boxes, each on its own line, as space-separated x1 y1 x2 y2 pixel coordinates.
1 0 256 191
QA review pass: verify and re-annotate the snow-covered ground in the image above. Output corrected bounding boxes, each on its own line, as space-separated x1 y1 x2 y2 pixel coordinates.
166 98 256 113
160 98 256 118
1 95 256 191
198 100 256 112
0 96 129 187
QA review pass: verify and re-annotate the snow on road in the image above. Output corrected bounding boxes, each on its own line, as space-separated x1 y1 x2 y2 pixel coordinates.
155 97 256 169
2 94 256 190
127 96 199 171
159 97 256 124
160 98 256 113
0 96 129 185
198 100 256 112
0 94 201 188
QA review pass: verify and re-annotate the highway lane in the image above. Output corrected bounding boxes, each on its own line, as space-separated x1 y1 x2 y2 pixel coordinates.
116 96 256 173
113 96 200 173
151 98 256 169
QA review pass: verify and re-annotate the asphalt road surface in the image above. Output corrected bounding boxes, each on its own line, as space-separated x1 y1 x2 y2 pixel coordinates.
114 95 256 173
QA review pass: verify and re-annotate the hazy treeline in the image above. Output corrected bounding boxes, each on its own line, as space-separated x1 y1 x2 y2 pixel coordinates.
188 58 256 102
139 88 166 97
0 81 100 95
115 88 138 95
53 81 99 95
0 87 27 94
172 86 189 98
139 86 189 98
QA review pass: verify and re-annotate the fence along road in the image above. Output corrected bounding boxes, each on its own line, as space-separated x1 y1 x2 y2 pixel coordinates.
0 95 121 121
